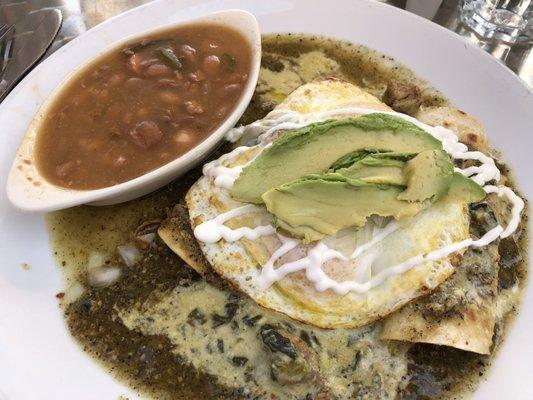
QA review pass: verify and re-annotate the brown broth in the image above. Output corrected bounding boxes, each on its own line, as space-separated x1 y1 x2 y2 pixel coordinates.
35 24 251 190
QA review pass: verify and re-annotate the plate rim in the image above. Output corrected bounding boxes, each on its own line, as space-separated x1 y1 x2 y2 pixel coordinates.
0 1 531 399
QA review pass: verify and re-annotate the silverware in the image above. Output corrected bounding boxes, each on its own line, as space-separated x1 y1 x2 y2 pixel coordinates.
0 9 62 102
0 23 15 75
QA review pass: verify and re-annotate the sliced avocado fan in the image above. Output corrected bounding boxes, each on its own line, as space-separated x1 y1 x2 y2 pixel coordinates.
229 114 486 242
231 114 443 203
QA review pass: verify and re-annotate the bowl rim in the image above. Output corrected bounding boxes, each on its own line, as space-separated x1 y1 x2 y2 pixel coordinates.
6 8 261 212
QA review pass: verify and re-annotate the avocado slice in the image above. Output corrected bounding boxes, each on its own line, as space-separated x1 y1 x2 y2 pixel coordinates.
334 153 408 186
262 175 428 242
334 150 473 202
330 151 415 171
232 114 443 203
442 172 486 204
329 151 371 170
397 149 454 202
262 169 486 242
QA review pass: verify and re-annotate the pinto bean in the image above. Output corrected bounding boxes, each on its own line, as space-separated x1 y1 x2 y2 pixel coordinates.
144 63 173 77
223 83 242 96
128 121 163 148
128 53 144 74
202 55 221 76
189 70 205 82
106 73 126 87
179 44 197 65
124 77 144 89
157 78 180 88
139 57 160 67
184 100 204 115
159 91 181 104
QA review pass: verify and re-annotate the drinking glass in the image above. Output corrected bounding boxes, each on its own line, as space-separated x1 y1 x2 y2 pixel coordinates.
460 0 532 43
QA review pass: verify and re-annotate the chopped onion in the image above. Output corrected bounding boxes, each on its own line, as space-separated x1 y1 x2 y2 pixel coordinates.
63 282 86 304
137 232 156 244
88 267 122 288
87 251 107 271
117 243 141 267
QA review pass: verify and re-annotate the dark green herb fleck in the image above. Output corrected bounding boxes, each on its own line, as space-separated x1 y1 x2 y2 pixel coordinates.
158 47 183 70
260 325 298 360
217 339 224 353
187 308 207 326
212 314 230 328
122 38 169 55
242 314 262 327
232 356 248 367
498 236 522 269
221 53 236 73
211 301 239 328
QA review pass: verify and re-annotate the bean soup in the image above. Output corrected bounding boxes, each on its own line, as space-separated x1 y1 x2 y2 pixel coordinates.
35 24 251 189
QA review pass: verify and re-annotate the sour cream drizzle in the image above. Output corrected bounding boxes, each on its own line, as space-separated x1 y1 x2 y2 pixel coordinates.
202 146 250 190
194 107 524 295
194 204 275 243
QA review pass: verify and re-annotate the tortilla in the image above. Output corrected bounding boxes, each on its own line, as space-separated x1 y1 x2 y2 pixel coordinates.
381 205 501 354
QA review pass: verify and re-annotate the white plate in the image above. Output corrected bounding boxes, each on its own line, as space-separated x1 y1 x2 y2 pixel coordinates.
0 1 531 399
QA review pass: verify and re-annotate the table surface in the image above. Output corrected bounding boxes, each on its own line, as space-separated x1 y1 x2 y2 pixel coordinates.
0 0 531 88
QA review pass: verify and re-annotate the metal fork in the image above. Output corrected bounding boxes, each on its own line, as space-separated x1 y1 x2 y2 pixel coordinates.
0 23 15 76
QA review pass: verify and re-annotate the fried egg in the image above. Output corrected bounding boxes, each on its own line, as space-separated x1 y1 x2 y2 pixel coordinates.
157 80 473 329
186 174 468 328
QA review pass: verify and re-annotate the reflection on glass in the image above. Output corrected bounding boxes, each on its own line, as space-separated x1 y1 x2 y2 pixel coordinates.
521 9 533 41
460 0 532 43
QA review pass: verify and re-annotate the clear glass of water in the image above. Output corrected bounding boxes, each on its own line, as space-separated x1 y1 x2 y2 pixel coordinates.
460 0 532 43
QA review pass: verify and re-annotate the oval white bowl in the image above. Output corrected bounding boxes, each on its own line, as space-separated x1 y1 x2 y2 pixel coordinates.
6 9 261 212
